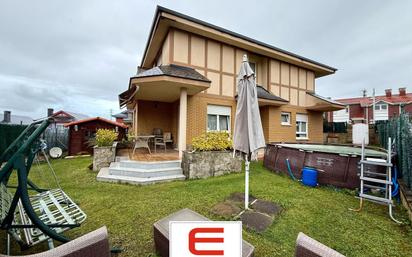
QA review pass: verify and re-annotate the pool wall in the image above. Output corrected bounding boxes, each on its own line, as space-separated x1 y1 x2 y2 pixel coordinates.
263 143 386 189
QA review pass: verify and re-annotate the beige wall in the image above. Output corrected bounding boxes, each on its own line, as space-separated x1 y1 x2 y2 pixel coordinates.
166 28 315 107
137 100 178 145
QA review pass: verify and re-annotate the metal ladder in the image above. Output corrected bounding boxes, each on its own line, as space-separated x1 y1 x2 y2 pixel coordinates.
351 137 401 223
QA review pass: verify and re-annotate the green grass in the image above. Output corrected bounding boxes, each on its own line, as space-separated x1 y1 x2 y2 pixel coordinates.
3 157 412 256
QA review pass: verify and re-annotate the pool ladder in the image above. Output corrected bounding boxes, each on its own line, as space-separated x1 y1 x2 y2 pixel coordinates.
350 137 401 223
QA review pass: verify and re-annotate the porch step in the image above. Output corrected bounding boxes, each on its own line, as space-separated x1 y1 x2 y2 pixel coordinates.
109 166 182 178
97 168 186 185
110 160 181 170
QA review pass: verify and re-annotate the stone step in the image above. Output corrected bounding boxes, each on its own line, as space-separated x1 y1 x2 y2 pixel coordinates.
97 168 186 185
110 160 181 170
109 166 183 178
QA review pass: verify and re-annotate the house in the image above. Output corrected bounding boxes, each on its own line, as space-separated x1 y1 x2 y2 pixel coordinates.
65 117 127 156
0 110 33 125
112 110 132 126
328 88 412 123
119 6 343 157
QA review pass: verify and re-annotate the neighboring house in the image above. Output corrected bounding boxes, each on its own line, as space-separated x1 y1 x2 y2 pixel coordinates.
328 88 412 123
112 110 132 126
119 6 343 157
0 110 33 125
65 117 127 156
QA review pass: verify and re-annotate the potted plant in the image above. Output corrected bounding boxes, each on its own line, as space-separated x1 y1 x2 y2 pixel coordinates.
92 129 118 171
182 132 242 179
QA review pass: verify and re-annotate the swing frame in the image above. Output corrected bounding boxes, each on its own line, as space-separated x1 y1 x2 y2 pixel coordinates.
0 118 87 249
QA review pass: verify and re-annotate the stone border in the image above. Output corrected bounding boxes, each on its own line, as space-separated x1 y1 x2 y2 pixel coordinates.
182 150 242 179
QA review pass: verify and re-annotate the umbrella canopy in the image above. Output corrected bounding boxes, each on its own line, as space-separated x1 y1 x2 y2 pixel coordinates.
233 55 266 159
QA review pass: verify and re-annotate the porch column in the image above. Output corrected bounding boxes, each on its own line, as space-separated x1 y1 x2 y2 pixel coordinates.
178 88 187 158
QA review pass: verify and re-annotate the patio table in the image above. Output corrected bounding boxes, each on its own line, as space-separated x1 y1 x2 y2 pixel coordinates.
132 135 154 154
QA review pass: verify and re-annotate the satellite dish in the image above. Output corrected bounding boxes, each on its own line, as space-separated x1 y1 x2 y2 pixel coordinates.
49 147 63 159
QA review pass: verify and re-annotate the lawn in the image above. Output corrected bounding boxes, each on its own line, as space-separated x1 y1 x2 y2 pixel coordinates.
3 157 412 256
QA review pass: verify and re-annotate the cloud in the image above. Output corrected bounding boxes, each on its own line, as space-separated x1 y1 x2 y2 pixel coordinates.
0 0 411 119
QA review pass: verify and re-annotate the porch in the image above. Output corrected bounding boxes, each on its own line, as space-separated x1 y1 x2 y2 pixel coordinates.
117 148 180 162
119 64 211 158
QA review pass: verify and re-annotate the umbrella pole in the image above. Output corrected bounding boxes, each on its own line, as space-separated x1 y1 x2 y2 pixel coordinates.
245 155 250 210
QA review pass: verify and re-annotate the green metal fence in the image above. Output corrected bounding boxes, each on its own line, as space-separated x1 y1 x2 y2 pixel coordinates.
323 121 348 133
376 113 412 189
0 124 28 156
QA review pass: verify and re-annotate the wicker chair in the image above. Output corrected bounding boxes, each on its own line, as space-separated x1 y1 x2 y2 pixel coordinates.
0 227 111 257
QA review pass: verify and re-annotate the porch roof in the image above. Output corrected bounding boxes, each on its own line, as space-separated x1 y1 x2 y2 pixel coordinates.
305 92 345 112
119 65 210 107
235 85 289 106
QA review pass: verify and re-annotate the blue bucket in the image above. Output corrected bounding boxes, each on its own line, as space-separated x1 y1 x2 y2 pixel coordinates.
302 167 318 187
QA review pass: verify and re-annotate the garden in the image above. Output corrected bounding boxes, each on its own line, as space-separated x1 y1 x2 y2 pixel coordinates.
3 156 412 257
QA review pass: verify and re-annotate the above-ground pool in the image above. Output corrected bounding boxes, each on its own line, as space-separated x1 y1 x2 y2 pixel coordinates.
263 143 387 189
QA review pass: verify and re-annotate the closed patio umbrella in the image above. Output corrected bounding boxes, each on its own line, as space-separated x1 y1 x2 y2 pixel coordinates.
233 54 266 209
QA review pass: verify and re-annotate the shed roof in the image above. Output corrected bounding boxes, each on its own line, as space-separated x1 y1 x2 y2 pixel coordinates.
64 117 128 128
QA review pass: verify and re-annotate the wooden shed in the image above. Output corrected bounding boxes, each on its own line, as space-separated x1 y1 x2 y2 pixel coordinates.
65 117 127 156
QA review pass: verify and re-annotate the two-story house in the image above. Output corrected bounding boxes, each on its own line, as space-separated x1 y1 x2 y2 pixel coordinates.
119 6 343 157
329 88 412 123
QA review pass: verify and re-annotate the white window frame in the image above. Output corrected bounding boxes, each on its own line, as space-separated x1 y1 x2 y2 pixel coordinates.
374 103 388 111
281 112 291 126
207 105 231 132
296 113 308 139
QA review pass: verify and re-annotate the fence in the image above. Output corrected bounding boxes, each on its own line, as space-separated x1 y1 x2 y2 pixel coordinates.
376 113 412 190
0 124 28 156
323 121 347 133
43 124 68 151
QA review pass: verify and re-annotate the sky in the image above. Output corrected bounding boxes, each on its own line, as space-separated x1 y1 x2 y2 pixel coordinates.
0 0 411 119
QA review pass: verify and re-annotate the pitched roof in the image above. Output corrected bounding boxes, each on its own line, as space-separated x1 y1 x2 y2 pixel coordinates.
64 117 128 128
336 92 412 106
307 92 345 106
235 85 288 103
0 112 33 125
141 6 336 76
133 64 211 82
256 86 288 102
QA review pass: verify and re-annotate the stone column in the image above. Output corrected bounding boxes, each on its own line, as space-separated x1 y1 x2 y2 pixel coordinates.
178 88 187 158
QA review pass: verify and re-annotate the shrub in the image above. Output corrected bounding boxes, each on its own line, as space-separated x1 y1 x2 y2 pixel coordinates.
95 129 118 147
192 131 233 151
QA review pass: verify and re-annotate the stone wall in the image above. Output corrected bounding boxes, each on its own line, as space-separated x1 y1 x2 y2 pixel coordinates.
182 151 242 179
93 146 116 171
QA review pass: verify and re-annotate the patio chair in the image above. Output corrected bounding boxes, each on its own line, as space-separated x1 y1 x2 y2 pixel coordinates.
154 132 173 153
295 232 345 257
0 226 110 257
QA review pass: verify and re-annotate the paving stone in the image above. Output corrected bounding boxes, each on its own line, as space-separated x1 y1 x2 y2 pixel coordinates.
251 199 282 217
228 192 257 204
211 201 241 218
240 210 273 233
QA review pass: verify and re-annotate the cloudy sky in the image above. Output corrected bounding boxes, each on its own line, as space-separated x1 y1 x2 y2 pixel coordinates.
0 0 411 119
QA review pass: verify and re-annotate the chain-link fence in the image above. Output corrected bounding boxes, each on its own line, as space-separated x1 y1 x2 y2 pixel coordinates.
376 113 412 189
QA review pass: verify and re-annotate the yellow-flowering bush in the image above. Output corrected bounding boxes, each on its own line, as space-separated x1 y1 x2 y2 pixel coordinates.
192 131 233 151
95 129 118 147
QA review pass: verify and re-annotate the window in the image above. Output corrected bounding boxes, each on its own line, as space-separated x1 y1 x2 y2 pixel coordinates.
207 105 231 132
249 62 256 73
281 112 291 125
375 103 388 110
296 114 308 139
